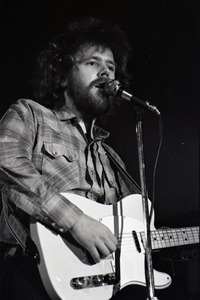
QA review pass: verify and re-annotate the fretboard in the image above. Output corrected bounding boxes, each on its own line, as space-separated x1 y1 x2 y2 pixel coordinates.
140 226 199 250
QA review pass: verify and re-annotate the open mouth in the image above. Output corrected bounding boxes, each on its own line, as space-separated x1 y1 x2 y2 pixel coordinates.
95 82 106 89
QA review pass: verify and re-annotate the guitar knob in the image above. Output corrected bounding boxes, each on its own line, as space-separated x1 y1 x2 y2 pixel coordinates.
104 273 119 284
92 275 104 286
72 277 85 289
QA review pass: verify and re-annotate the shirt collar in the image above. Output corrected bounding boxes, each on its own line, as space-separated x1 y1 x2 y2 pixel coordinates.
93 124 110 140
53 107 110 140
86 118 110 140
52 108 76 121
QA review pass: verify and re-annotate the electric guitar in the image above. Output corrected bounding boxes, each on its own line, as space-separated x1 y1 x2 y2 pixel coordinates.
30 193 199 300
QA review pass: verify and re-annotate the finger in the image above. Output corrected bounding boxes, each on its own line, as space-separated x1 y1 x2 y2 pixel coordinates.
89 246 101 264
96 242 111 258
104 238 117 253
102 229 118 249
109 233 118 247
103 227 118 245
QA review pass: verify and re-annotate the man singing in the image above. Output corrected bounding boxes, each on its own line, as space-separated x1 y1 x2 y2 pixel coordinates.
0 17 141 299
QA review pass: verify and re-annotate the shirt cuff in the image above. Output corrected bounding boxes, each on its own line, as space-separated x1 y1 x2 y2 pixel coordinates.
41 193 83 232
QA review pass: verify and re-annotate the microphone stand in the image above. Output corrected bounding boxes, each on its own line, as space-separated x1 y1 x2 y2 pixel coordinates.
135 107 158 300
104 79 161 298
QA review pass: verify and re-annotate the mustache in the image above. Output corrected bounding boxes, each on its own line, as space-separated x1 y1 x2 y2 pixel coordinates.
89 78 110 89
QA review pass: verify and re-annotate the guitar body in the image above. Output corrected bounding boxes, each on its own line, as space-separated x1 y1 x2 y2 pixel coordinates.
30 193 172 300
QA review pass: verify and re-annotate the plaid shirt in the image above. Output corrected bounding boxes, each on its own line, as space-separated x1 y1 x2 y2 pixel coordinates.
0 99 132 242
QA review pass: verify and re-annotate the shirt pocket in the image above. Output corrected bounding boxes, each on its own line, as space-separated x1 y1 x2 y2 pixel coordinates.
43 142 78 162
41 142 81 187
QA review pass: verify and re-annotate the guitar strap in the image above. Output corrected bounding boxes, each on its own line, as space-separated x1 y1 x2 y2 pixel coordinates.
1 191 39 261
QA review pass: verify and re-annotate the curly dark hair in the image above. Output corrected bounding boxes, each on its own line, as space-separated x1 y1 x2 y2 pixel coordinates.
31 17 132 108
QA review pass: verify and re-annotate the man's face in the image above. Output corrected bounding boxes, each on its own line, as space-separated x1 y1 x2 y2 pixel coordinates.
66 45 116 119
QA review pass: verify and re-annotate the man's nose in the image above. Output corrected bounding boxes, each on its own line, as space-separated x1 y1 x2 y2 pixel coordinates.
97 65 110 78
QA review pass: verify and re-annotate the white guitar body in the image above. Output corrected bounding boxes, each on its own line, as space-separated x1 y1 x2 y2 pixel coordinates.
30 193 172 300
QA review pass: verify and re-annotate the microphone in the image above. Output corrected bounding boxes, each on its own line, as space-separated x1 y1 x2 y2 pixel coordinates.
104 80 161 115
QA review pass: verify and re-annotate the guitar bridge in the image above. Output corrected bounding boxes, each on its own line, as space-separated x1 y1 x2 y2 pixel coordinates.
71 273 119 289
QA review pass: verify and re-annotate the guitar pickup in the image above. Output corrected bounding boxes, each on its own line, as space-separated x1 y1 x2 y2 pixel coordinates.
132 230 141 253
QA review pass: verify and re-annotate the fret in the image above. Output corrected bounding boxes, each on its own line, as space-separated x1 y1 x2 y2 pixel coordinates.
139 226 199 250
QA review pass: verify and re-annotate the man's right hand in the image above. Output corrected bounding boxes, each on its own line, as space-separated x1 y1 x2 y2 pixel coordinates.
69 214 118 263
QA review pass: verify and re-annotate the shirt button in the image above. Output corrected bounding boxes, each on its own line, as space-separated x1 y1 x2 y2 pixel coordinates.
52 151 58 157
68 155 74 161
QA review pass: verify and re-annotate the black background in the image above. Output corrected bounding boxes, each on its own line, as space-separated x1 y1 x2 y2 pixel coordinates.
0 0 199 298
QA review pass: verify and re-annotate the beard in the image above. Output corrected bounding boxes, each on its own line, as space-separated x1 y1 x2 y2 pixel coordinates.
67 74 119 121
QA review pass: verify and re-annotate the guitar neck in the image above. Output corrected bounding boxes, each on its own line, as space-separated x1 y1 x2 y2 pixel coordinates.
140 226 199 250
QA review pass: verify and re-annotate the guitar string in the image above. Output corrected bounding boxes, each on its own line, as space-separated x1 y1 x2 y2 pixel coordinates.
115 228 199 241
116 235 199 244
115 232 199 243
115 228 199 249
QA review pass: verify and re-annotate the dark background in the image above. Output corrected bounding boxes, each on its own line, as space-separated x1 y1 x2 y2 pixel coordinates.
0 0 199 298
